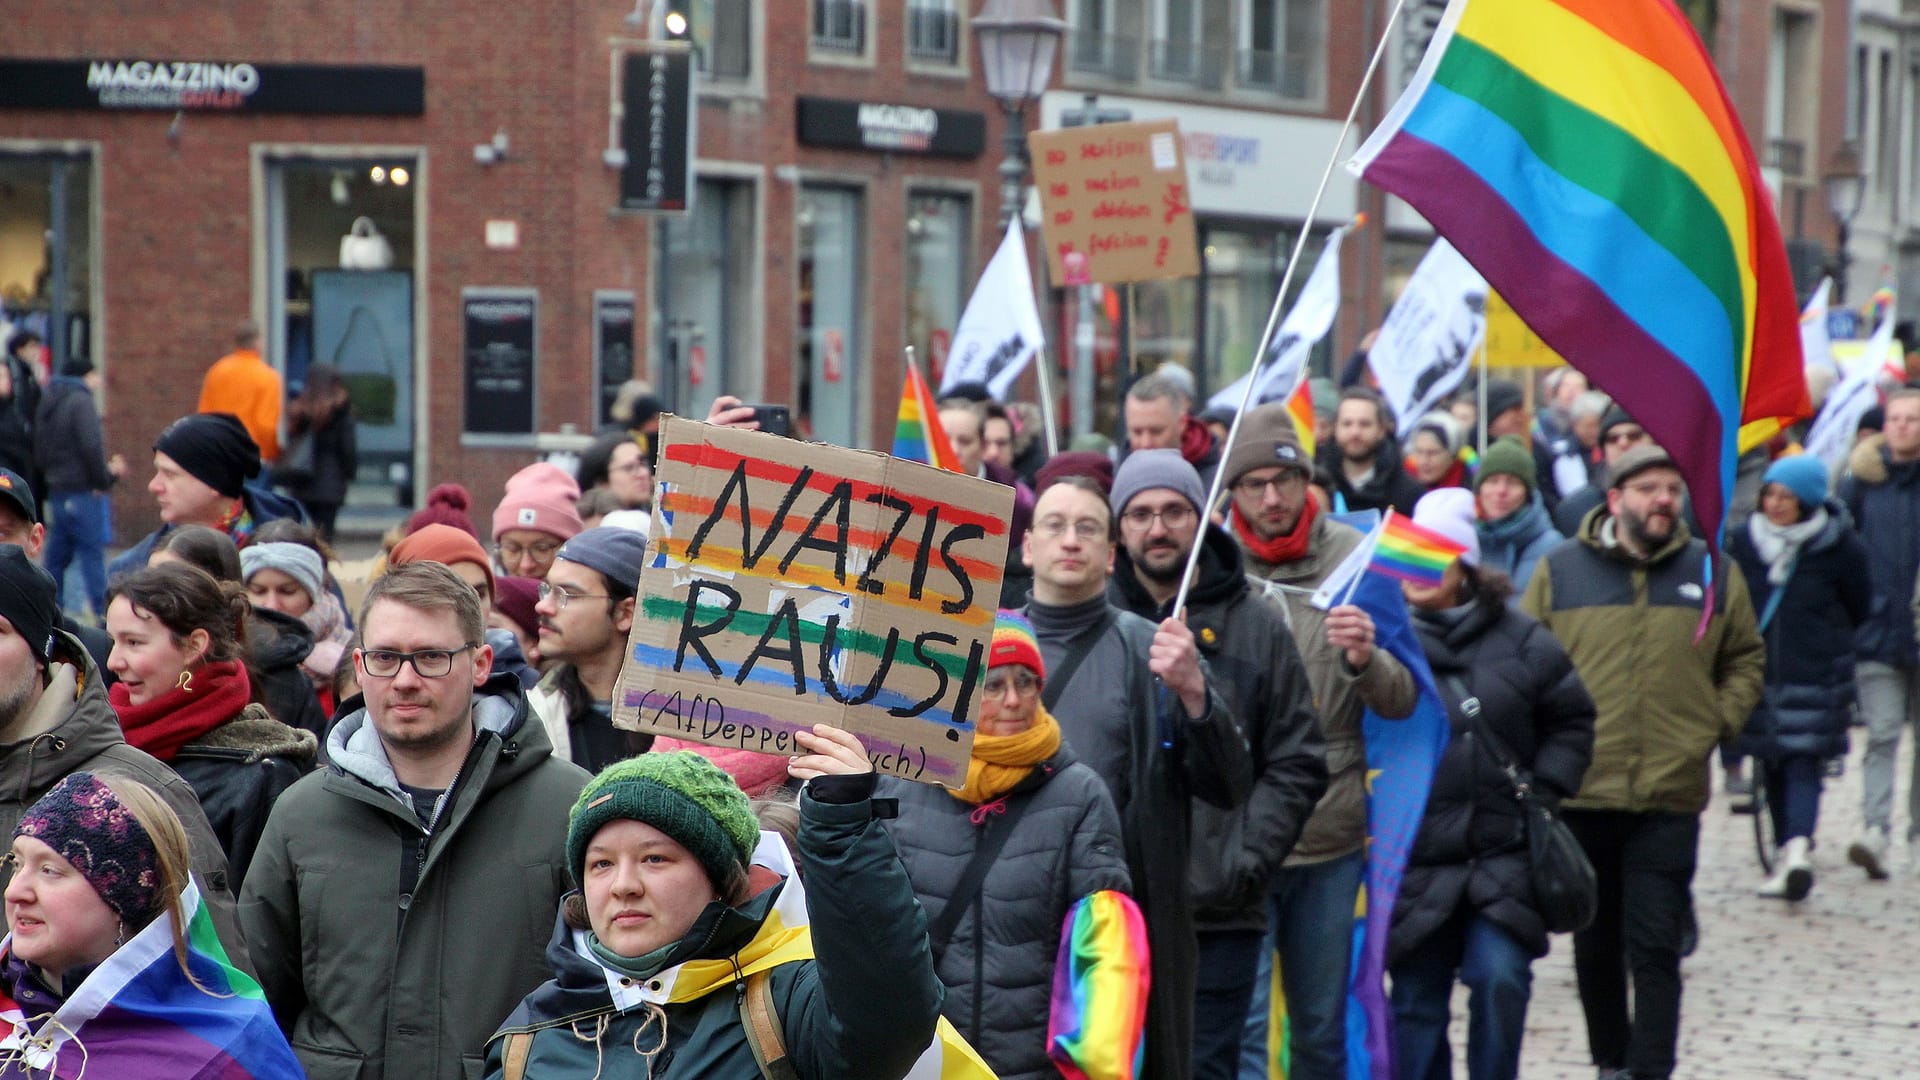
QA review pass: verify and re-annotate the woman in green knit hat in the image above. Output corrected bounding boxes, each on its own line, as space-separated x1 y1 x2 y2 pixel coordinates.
1472 435 1563 593
483 726 968 1079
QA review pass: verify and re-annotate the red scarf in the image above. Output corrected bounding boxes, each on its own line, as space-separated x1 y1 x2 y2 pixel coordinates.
109 659 252 762
1232 492 1318 565
1180 416 1215 467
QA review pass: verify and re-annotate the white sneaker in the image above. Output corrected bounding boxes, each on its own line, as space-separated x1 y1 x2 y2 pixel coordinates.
1782 836 1813 901
1756 852 1793 898
1848 827 1890 881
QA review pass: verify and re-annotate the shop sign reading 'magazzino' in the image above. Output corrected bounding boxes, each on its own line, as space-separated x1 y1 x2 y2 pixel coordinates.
0 58 426 115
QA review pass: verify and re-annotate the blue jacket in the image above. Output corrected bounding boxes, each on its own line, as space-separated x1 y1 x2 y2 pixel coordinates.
1475 493 1561 593
1837 435 1920 667
1726 505 1872 759
108 485 308 578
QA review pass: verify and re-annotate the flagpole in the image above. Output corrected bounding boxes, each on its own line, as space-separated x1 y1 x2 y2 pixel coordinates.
1171 0 1410 617
1025 221 1063 455
1476 337 1489 456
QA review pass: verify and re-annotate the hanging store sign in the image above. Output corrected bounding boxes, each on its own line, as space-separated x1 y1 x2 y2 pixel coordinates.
619 45 696 213
796 96 986 158
0 58 425 114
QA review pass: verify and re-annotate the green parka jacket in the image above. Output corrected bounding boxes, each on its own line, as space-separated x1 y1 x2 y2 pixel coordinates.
238 672 590 1080
483 780 944 1080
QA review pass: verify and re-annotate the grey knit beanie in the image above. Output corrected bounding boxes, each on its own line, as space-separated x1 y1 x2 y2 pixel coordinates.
1110 449 1206 516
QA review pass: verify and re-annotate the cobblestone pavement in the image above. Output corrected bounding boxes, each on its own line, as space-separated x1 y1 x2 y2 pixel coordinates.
1439 737 1919 1079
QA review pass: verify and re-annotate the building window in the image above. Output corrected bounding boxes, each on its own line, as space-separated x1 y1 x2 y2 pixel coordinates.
665 178 756 421
797 185 864 447
905 192 971 385
813 0 867 54
1070 0 1135 78
1196 224 1328 399
908 1 960 64
1764 9 1815 179
1237 0 1324 100
0 152 95 382
1150 0 1203 82
693 0 752 80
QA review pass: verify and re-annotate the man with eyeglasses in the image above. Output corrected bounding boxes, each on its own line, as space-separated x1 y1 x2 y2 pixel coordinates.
1521 445 1762 1080
527 526 650 770
241 561 590 1080
1106 449 1328 1080
1552 404 1702 538
490 462 585 581
1219 403 1416 1080
939 397 1038 607
1020 473 1253 1080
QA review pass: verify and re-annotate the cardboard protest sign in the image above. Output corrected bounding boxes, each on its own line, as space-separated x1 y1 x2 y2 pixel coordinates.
1029 118 1200 285
613 415 1013 786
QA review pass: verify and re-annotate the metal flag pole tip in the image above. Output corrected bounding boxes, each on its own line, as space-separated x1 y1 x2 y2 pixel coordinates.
1169 0 1409 617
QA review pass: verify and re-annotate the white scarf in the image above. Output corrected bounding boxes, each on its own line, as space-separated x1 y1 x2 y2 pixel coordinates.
1747 507 1827 584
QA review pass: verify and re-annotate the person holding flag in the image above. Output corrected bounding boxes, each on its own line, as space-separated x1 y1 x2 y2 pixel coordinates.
1219 403 1416 1080
1519 445 1763 1079
1388 489 1595 1080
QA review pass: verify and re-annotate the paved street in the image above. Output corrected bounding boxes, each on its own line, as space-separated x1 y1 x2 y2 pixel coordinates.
1444 738 1919 1078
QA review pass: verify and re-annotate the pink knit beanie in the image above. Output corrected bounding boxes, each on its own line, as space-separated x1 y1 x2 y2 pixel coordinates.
491 463 584 542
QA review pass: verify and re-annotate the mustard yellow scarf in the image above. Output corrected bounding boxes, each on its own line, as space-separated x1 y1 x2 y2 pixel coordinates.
951 705 1062 805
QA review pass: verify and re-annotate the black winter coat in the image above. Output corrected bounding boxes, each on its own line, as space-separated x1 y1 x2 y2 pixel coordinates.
33 376 113 493
1390 594 1594 963
246 608 329 743
288 400 358 507
172 703 318 891
1725 507 1872 760
1318 440 1424 517
880 750 1130 1080
1110 525 1328 932
1838 435 1920 667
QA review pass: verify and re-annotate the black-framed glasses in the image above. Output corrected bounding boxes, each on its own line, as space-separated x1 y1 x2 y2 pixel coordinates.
358 644 478 679
1119 504 1198 531
537 581 613 611
1233 472 1306 498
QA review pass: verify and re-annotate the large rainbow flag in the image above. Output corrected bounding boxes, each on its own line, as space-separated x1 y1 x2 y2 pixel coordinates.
0 881 302 1078
1349 0 1811 545
894 361 965 472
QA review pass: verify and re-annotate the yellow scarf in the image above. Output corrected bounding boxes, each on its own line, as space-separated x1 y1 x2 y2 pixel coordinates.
951 705 1062 805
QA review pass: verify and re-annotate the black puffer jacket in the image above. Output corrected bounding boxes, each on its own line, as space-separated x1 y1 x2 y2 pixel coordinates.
1110 525 1328 932
1389 593 1594 963
880 749 1131 1080
33 375 113 493
173 703 318 890
247 608 329 743
1838 434 1920 666
1725 505 1872 761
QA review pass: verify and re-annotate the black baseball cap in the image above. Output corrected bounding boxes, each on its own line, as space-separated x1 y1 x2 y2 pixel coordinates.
0 469 37 526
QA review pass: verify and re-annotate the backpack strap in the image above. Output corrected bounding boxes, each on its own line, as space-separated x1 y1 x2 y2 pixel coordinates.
500 1031 534 1080
740 968 802 1080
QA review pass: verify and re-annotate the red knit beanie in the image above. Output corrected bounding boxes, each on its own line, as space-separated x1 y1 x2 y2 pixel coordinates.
407 484 481 539
389 524 495 596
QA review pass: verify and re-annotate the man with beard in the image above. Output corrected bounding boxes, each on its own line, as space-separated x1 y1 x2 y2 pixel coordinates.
1022 475 1253 1080
1221 404 1416 1080
1521 445 1763 1080
526 526 650 771
1105 450 1328 1080
1318 387 1424 516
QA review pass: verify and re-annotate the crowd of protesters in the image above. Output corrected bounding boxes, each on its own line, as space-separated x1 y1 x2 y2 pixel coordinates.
0 315 1913 1080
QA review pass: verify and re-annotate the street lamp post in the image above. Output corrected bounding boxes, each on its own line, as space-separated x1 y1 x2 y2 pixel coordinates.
972 0 1066 228
1823 144 1865 305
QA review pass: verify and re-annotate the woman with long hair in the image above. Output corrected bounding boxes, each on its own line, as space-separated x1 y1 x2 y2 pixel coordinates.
1389 489 1595 1080
0 772 302 1077
280 362 357 542
105 564 316 887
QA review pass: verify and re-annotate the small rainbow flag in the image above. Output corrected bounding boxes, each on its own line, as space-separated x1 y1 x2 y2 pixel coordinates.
1286 380 1317 459
1369 510 1470 587
893 362 963 472
1048 890 1149 1080
1861 285 1895 328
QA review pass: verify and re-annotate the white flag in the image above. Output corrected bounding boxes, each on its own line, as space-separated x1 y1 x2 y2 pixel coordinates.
1367 239 1489 424
1799 278 1835 374
1805 307 1894 469
1310 511 1386 610
1209 226 1348 412
939 219 1047 401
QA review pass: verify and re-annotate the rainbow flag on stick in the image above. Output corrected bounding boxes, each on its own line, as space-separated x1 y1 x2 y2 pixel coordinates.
1312 510 1469 610
1350 0 1811 552
893 360 963 472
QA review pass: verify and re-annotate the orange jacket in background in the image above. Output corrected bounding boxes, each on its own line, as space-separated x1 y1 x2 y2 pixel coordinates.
198 348 282 461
